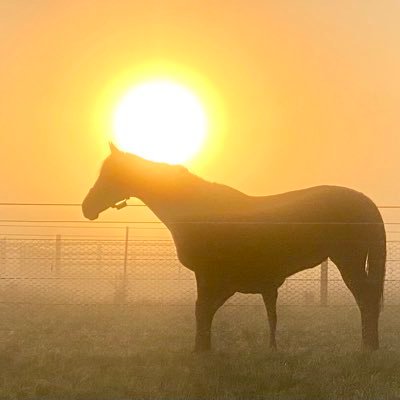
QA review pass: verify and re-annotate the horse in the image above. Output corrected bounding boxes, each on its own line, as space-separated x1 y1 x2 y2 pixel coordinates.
82 144 386 352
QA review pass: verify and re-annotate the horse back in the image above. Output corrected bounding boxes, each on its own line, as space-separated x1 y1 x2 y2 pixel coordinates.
168 185 384 284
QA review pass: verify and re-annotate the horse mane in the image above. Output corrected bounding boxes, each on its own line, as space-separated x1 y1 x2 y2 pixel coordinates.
122 152 247 201
153 160 247 199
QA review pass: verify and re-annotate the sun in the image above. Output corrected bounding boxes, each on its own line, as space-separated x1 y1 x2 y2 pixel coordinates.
112 79 208 164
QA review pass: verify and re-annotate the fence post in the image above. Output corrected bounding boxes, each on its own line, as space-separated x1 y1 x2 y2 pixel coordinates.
96 242 103 272
19 241 25 271
121 227 129 303
0 238 5 267
320 258 328 306
55 234 61 276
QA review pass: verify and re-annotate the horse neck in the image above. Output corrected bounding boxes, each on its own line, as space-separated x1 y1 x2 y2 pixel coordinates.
140 181 249 226
124 162 233 224
120 155 248 224
137 177 215 224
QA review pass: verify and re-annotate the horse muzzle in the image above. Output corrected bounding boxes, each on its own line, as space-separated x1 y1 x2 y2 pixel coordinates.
82 202 99 220
83 210 99 220
82 189 101 220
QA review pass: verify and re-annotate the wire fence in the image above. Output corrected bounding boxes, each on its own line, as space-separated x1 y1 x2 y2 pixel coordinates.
0 232 399 307
0 202 399 308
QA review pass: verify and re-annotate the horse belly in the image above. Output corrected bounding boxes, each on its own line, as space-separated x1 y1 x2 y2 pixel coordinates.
172 223 330 278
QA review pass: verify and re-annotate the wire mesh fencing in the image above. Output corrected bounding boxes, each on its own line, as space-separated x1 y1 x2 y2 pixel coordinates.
0 234 398 307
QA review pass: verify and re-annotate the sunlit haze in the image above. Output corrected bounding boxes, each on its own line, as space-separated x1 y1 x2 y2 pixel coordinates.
1 1 400 218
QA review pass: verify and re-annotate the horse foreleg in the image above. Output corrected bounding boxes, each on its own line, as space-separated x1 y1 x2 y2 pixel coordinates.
194 298 215 352
194 277 233 352
262 288 278 349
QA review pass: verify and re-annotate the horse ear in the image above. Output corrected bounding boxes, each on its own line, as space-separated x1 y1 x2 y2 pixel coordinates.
109 142 121 155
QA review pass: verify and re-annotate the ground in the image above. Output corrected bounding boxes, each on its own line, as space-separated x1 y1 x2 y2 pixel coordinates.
0 305 399 400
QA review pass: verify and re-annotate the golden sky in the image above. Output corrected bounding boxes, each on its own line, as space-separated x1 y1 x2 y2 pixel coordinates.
1 0 400 213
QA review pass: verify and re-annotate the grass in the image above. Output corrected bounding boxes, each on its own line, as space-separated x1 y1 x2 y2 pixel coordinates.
0 304 399 399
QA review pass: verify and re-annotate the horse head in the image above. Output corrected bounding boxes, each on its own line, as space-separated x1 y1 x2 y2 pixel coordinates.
82 143 132 220
83 144 197 221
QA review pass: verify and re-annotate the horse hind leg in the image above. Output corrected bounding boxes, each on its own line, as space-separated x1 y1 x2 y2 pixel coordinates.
262 288 278 350
331 251 380 350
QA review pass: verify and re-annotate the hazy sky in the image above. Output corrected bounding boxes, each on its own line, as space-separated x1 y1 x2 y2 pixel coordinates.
1 0 400 214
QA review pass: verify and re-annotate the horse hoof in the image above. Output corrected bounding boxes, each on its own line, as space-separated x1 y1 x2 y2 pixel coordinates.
361 341 379 352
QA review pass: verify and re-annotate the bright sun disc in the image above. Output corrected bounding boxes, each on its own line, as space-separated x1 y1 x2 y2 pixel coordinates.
113 80 208 164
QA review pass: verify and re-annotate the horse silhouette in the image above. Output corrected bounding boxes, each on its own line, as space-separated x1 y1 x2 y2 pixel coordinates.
82 144 386 351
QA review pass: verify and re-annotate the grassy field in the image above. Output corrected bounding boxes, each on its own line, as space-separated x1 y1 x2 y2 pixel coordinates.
0 304 399 400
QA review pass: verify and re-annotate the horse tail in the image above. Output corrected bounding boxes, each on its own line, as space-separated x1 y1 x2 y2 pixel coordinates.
367 220 386 309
